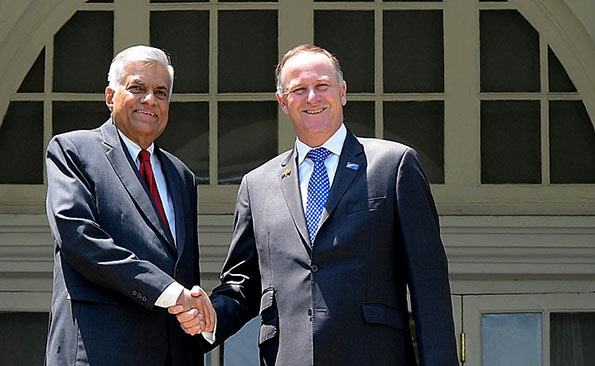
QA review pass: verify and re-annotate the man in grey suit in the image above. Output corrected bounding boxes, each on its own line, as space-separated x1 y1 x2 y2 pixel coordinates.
175 44 458 365
44 45 214 366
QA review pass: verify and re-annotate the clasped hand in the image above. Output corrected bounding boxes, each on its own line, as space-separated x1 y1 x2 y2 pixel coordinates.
168 286 216 335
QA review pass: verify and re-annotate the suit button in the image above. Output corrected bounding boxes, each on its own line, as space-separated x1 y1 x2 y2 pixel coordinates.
142 296 147 302
311 264 319 273
132 290 138 296
307 309 312 316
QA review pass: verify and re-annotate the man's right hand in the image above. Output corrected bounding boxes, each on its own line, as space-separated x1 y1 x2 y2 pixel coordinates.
168 286 216 335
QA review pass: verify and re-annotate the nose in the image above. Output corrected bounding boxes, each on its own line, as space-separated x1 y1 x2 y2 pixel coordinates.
141 91 157 105
306 87 320 104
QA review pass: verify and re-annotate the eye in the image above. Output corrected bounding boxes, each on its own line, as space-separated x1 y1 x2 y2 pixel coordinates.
291 87 306 96
316 83 329 91
155 89 169 100
128 85 143 93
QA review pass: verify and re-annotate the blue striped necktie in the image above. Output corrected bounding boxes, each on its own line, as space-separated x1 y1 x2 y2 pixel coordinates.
305 147 332 244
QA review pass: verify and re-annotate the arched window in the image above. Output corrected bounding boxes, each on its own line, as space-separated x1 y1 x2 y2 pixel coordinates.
1 0 594 216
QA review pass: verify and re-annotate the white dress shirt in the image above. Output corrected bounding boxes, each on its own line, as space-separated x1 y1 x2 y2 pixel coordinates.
295 123 347 212
117 130 184 308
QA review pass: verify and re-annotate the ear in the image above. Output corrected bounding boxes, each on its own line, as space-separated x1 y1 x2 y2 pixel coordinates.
340 81 347 106
105 87 115 111
276 92 289 115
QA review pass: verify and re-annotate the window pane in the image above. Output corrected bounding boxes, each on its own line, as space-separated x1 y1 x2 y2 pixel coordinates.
0 313 48 366
383 11 444 93
52 102 109 136
220 0 277 2
86 0 113 2
223 317 260 365
384 101 444 183
551 312 595 366
548 47 577 93
151 11 209 94
344 102 374 138
384 0 442 2
53 11 113 93
218 11 277 93
18 48 44 93
549 101 595 183
0 102 44 184
218 102 277 184
481 101 541 184
158 102 209 184
315 0 373 2
482 313 542 366
480 10 540 92
315 11 374 93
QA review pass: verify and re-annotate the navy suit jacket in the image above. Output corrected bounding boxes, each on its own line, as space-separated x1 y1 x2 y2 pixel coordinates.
45 120 204 365
209 130 458 365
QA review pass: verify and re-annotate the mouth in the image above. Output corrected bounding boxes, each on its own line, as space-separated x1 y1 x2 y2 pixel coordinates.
303 107 326 115
135 110 157 118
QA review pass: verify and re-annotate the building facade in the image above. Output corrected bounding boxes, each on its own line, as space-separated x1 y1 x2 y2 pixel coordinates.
1 0 594 364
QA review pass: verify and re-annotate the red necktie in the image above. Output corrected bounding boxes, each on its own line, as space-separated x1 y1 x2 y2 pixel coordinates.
138 149 171 236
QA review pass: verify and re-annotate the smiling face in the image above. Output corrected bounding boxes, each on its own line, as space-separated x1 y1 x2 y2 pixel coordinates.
276 52 347 147
105 61 171 149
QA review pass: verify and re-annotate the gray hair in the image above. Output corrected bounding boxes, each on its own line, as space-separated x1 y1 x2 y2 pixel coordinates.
275 44 344 96
107 45 174 96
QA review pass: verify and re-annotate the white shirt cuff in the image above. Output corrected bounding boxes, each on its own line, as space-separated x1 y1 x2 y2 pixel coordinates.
202 323 216 344
154 282 185 308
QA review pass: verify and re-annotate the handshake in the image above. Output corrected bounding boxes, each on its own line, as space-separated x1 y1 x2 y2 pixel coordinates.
168 286 216 336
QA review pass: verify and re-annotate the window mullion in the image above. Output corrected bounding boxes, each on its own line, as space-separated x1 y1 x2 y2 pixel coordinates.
114 0 149 53
443 0 480 187
277 0 313 152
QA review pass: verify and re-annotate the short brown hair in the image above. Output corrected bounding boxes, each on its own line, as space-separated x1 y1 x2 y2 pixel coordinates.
275 44 344 95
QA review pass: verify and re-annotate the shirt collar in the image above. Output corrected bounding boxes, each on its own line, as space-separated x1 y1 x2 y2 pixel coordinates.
117 129 155 162
296 123 347 165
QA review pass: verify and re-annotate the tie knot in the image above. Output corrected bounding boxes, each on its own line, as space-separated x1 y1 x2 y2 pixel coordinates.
307 147 331 163
139 149 151 163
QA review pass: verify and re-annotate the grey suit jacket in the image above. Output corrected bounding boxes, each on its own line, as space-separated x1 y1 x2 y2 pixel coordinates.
210 130 458 365
45 120 204 366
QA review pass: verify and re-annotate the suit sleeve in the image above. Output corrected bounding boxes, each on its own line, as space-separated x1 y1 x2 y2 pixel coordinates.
46 135 175 309
395 148 459 366
209 175 262 345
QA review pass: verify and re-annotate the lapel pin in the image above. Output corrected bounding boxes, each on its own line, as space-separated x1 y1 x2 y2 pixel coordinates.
282 168 291 178
346 162 360 171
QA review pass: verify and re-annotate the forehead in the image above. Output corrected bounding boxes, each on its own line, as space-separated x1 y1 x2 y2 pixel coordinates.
121 61 170 86
282 52 336 84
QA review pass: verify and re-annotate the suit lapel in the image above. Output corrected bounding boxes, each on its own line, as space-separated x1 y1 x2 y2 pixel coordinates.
319 131 364 229
279 149 312 251
101 120 175 252
158 148 186 258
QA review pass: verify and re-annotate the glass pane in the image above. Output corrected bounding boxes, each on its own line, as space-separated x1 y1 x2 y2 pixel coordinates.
551 312 595 366
482 313 542 366
158 102 209 184
314 11 374 93
218 102 277 184
384 101 444 183
548 47 577 93
0 102 43 184
223 317 260 365
52 102 109 136
549 101 595 183
18 48 44 93
0 313 48 366
344 102 374 138
383 11 444 93
53 11 113 92
481 101 541 184
480 10 540 92
151 11 209 94
218 11 277 93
